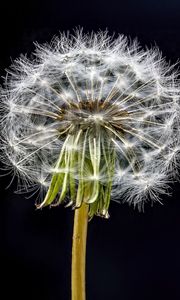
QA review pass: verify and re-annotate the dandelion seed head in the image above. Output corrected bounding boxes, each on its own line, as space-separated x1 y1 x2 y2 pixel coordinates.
0 29 180 217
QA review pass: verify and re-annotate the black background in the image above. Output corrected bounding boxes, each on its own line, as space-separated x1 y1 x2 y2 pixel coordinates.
1 0 180 299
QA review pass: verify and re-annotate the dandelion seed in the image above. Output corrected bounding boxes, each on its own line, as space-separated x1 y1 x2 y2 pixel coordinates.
0 29 180 218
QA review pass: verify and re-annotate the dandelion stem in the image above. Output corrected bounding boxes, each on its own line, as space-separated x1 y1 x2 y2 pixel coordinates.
71 202 89 300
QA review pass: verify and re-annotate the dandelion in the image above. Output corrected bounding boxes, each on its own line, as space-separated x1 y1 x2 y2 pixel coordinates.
0 29 180 300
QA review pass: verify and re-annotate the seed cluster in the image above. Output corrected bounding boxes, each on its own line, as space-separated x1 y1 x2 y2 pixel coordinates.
0 31 180 217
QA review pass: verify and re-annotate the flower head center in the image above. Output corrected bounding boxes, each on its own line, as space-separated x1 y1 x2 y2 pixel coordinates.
88 113 103 123
57 99 129 131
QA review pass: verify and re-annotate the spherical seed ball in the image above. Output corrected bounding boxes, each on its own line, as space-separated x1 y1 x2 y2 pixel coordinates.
0 30 180 217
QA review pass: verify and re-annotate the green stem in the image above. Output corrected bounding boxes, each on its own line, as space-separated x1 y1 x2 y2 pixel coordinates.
71 202 89 300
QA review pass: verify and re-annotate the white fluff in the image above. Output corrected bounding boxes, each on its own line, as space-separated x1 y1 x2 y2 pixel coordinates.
0 29 180 212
